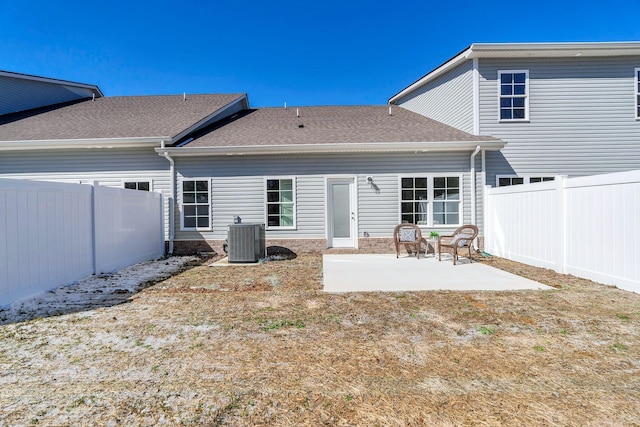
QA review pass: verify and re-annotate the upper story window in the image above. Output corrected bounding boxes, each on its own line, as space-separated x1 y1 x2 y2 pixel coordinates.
498 70 529 121
635 68 640 118
266 178 296 229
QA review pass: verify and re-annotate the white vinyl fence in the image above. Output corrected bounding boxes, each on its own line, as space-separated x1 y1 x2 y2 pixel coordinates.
484 170 640 294
0 179 164 306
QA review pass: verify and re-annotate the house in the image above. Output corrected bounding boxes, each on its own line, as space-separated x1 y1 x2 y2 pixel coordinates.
0 70 503 254
5 41 637 256
389 42 640 187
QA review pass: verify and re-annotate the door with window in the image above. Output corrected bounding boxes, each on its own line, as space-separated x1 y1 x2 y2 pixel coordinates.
327 178 356 248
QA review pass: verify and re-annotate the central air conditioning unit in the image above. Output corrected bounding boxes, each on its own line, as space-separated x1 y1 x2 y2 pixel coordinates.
227 223 266 263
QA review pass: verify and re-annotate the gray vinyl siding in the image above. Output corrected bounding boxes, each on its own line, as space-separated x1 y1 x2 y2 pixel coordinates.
479 56 640 184
174 152 474 242
0 75 94 115
395 60 475 133
0 147 172 236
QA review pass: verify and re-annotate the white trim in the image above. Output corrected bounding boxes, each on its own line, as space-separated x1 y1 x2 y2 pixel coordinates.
264 176 297 230
156 140 505 157
172 95 248 143
635 67 640 119
0 70 104 97
179 177 212 232
497 70 530 122
388 49 472 104
0 137 167 151
397 174 464 228
122 179 153 192
472 58 480 135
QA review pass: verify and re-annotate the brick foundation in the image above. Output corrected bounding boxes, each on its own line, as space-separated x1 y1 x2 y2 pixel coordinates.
171 236 485 256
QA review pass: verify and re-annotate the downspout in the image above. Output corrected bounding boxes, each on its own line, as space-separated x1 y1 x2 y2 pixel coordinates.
162 145 175 255
470 145 481 250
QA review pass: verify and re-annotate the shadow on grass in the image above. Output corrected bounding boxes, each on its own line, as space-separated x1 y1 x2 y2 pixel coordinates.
0 256 210 326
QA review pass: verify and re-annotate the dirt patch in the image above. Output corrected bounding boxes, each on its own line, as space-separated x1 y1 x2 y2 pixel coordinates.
1 254 639 426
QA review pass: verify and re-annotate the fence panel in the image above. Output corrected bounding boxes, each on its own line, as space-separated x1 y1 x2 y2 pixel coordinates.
485 170 640 293
0 179 164 307
563 172 640 292
94 185 164 274
0 179 93 306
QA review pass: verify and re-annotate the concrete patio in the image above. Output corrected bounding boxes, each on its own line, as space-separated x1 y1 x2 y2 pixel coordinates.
323 253 553 292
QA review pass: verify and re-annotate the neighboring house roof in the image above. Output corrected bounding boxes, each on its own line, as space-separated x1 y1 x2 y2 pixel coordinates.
163 105 503 156
0 94 247 150
389 41 640 104
0 70 103 115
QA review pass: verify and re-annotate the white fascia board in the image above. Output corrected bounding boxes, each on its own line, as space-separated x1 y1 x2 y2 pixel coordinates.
0 70 104 97
156 141 505 157
0 136 168 151
468 41 640 57
171 94 249 142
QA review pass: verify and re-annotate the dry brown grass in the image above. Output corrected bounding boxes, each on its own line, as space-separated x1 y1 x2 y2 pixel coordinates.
1 254 640 426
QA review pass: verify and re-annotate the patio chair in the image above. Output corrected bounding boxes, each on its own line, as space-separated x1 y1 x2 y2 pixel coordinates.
393 223 424 259
438 224 478 265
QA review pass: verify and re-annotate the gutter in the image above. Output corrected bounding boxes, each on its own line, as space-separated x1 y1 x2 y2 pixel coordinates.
470 145 481 250
155 140 504 157
162 146 176 255
0 136 169 151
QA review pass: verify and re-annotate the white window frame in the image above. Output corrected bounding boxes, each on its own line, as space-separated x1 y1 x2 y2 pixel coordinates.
398 174 463 227
122 179 153 191
496 175 555 187
635 67 640 119
180 178 212 231
498 70 529 122
264 176 297 230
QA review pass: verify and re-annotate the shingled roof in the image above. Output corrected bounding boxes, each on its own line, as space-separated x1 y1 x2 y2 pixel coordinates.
0 94 246 142
184 105 499 148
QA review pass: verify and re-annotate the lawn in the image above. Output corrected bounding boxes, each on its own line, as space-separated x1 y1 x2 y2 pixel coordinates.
1 254 639 426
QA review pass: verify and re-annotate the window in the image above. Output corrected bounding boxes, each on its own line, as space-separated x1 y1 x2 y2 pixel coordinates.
401 177 428 224
433 177 460 225
182 179 210 230
496 175 554 187
498 176 524 187
124 181 150 191
635 68 640 118
400 176 462 226
266 178 295 228
499 70 529 121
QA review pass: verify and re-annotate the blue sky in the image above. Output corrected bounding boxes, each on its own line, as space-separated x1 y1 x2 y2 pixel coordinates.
1 0 639 107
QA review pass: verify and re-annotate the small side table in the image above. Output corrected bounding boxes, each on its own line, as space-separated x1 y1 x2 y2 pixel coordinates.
427 238 439 258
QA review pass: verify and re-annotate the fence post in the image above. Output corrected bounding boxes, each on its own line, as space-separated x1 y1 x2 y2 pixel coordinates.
90 181 98 276
483 185 492 253
555 175 568 274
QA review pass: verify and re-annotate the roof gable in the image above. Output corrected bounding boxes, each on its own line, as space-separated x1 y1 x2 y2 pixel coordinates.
389 41 640 104
0 70 103 115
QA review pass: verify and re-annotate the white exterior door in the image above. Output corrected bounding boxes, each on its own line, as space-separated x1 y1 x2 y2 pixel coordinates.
327 178 357 248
